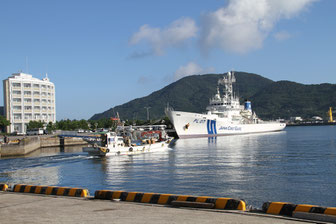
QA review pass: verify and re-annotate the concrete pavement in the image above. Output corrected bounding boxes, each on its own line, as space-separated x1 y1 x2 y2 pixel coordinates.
0 192 319 224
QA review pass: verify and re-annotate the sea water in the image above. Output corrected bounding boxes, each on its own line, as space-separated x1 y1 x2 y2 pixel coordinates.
1 125 335 208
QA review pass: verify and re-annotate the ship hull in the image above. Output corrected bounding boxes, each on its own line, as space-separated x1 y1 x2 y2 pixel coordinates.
167 110 286 139
83 139 173 157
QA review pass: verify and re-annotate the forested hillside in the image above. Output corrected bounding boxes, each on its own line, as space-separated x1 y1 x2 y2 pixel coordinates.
91 72 336 121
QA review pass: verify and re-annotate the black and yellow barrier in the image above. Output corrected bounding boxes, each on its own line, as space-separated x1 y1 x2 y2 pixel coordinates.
12 184 89 197
95 190 246 210
262 202 336 217
0 183 8 191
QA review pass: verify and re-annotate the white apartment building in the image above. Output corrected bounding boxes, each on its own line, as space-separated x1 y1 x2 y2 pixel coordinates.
3 73 56 134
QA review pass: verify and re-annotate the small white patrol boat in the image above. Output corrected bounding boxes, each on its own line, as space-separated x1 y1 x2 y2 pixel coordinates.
83 125 173 157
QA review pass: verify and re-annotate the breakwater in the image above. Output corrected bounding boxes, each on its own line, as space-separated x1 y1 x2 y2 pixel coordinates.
0 136 87 157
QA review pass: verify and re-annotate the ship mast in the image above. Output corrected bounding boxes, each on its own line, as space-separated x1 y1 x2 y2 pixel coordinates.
218 71 236 103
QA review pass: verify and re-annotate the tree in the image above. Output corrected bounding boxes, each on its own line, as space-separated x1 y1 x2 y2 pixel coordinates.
0 115 10 132
78 119 89 130
46 122 56 133
26 120 45 130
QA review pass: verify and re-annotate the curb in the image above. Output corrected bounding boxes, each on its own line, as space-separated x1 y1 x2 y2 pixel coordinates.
94 190 246 211
262 202 336 217
12 184 89 197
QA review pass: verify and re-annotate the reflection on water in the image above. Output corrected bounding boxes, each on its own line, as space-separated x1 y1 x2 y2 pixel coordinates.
0 126 336 208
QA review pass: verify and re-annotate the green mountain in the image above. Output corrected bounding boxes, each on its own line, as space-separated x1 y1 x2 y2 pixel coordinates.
251 81 336 119
90 72 336 121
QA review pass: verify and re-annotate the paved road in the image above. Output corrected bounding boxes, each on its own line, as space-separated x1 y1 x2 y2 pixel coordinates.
0 192 316 224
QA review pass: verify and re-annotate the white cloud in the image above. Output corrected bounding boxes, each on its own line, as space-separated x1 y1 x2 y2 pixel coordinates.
274 30 292 41
200 0 317 54
129 17 197 55
174 62 215 81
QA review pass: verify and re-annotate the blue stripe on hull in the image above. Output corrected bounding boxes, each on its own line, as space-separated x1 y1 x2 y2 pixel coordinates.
207 120 217 135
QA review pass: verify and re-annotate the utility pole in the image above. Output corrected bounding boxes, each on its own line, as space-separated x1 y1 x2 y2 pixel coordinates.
144 107 151 121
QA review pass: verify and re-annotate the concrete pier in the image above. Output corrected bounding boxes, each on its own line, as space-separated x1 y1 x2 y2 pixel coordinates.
0 192 316 224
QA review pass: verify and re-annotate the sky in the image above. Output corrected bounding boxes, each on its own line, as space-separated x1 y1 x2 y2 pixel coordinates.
1 0 335 120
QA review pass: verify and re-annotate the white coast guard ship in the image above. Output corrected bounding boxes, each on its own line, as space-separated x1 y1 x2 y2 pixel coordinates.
166 71 286 139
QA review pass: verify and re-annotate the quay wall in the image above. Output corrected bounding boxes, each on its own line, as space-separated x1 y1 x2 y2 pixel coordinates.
0 136 88 157
63 137 87 146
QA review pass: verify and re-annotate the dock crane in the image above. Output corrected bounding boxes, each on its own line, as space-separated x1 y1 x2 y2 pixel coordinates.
328 107 335 123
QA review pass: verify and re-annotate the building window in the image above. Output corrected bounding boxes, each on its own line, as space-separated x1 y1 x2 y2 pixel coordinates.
24 91 31 96
34 91 40 96
13 90 21 95
34 99 40 103
24 98 32 103
24 83 31 88
24 113 32 120
12 83 21 87
13 98 21 103
34 114 40 120
13 106 22 110
34 106 40 110
13 123 21 132
33 84 39 88
14 114 22 119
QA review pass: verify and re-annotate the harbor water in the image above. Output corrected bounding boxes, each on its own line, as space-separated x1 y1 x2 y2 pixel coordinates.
1 125 335 208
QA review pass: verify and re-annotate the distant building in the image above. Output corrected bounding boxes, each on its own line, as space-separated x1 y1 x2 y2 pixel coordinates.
290 116 303 122
3 73 56 134
0 106 4 116
311 116 323 121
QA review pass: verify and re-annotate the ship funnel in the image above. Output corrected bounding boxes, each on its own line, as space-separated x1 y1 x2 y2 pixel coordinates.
244 100 252 111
